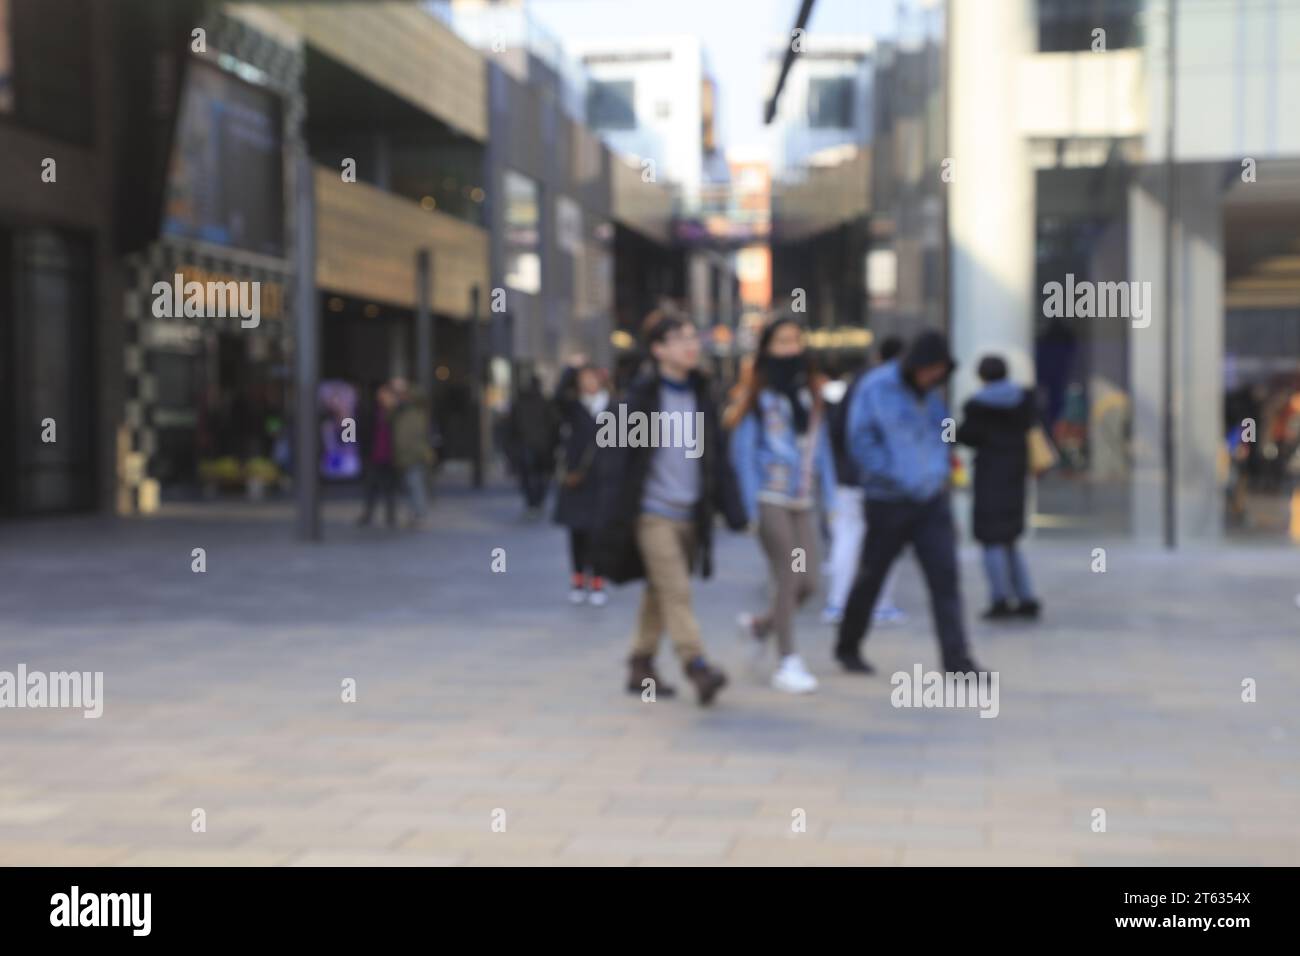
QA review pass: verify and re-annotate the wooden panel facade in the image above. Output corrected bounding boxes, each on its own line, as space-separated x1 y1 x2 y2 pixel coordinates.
314 168 489 317
262 1 487 142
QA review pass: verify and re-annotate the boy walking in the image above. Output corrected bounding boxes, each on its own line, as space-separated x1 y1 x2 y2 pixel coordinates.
596 311 747 706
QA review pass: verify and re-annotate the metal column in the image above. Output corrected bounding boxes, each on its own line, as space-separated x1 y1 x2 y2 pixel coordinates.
294 152 320 541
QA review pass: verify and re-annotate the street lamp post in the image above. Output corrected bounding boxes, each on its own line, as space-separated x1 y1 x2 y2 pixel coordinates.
1162 0 1178 550
470 285 484 489
294 151 320 542
416 249 434 433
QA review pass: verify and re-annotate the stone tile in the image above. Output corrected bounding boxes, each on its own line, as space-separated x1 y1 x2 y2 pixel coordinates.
287 851 463 867
397 830 568 855
603 796 761 818
726 837 899 866
826 822 986 848
561 834 732 859
112 848 296 866
0 843 134 866
901 847 1075 866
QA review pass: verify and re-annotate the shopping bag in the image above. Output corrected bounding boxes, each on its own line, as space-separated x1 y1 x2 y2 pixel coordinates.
1027 425 1058 476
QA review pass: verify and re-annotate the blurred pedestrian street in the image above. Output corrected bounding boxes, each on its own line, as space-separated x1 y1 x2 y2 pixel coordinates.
1 476 1297 866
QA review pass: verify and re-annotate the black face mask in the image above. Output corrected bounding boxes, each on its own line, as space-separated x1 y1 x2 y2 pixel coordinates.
762 354 804 392
761 354 810 433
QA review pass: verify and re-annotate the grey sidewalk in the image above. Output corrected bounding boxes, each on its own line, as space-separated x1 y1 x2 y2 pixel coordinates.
1 482 1297 866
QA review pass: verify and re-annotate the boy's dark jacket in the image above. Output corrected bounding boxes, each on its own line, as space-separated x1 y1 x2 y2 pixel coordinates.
955 382 1037 544
594 368 747 584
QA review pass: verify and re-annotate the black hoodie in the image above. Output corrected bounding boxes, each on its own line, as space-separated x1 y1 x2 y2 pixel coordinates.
901 329 957 395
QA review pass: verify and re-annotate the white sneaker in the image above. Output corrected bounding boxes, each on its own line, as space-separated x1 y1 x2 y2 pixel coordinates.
568 587 587 605
587 589 608 607
772 655 818 694
820 605 843 625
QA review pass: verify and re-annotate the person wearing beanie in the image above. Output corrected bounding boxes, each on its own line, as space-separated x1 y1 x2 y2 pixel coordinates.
834 329 982 676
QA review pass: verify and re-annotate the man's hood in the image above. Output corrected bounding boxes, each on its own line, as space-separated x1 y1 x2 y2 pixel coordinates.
901 330 956 379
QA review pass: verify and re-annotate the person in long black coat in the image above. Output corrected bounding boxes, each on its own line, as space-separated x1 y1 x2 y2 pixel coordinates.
552 361 617 606
956 355 1041 620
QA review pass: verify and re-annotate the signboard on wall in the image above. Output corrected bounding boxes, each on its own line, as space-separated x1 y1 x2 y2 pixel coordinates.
113 0 209 254
162 58 284 257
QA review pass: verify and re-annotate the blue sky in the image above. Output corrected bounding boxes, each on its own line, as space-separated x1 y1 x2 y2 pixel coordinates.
529 0 900 154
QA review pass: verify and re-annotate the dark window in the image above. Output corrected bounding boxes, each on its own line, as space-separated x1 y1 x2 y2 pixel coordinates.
587 80 636 131
6 0 93 142
1038 0 1142 53
807 77 854 129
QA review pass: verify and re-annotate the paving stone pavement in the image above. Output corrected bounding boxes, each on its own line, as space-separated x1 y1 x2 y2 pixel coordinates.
1 478 1298 866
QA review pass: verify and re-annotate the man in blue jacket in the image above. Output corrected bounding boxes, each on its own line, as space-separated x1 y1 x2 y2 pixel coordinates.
834 330 981 675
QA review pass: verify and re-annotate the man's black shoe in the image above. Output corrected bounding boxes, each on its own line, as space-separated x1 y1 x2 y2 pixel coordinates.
1014 599 1041 619
835 651 875 674
981 600 1015 620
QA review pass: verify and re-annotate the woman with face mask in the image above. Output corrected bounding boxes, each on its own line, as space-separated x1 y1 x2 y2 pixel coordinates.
726 318 837 694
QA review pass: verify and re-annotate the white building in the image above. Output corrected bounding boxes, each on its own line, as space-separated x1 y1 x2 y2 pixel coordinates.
568 34 724 213
567 34 737 330
765 34 875 181
947 0 1300 544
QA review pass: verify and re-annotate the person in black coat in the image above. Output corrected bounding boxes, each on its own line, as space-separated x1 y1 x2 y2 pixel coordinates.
552 360 616 606
593 311 747 706
506 374 559 516
956 355 1041 620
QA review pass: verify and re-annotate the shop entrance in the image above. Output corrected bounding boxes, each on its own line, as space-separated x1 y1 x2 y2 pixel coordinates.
153 329 289 499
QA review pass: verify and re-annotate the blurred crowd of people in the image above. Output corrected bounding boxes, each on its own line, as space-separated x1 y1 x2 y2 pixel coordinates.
495 310 1049 706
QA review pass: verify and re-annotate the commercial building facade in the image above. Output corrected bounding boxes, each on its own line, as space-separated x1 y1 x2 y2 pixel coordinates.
121 4 304 509
773 0 1300 545
0 0 120 517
